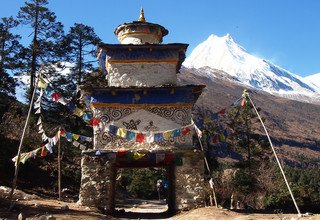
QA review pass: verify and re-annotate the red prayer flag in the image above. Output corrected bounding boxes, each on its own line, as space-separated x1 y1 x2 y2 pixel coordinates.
52 92 61 102
59 129 66 137
211 135 218 144
117 150 127 156
41 146 47 157
241 98 246 106
164 153 174 165
136 133 145 142
182 127 191 136
217 108 226 115
89 117 101 126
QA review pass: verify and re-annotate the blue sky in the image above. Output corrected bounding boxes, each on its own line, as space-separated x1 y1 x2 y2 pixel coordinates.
1 0 320 77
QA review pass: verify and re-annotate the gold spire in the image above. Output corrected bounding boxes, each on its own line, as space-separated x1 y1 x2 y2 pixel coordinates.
138 7 146 22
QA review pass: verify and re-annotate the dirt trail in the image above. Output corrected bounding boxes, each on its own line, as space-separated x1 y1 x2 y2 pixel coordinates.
1 186 319 220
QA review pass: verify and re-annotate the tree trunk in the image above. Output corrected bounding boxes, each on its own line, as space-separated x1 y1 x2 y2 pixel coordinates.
78 36 82 85
29 0 40 101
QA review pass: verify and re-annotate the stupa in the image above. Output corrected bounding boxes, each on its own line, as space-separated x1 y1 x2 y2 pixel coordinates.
78 9 206 213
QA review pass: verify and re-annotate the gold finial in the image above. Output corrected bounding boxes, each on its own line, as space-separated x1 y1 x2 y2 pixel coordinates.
138 7 146 22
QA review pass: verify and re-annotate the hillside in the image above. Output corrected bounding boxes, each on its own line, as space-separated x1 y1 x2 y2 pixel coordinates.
179 67 320 167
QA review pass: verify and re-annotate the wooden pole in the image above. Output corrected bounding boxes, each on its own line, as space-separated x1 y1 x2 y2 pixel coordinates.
9 73 40 209
196 130 218 208
58 129 61 200
246 93 301 217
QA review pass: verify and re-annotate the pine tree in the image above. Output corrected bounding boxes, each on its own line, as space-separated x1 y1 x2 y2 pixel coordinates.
0 16 25 96
63 23 101 85
227 96 271 167
18 0 64 100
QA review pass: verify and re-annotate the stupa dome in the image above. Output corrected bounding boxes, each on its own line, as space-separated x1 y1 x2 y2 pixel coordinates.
114 8 168 44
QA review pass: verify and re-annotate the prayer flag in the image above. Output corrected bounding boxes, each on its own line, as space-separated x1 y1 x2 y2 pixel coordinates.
82 113 92 122
72 134 80 140
241 98 246 106
217 109 226 115
41 146 47 157
74 107 84 117
211 113 218 120
172 129 181 138
109 125 118 135
126 131 136 141
133 152 145 160
232 97 242 106
52 92 61 102
37 117 42 126
35 108 41 114
79 144 86 150
219 133 225 142
182 127 191 136
146 133 154 143
59 129 66 137
66 102 76 111
117 128 127 138
156 153 165 164
89 117 101 126
66 132 73 142
58 96 67 105
73 140 80 147
136 133 145 142
95 150 101 156
211 135 218 144
45 142 53 154
45 86 54 96
163 131 172 140
34 101 41 109
154 133 164 142
117 150 127 156
38 78 48 89
42 133 48 141
164 153 174 165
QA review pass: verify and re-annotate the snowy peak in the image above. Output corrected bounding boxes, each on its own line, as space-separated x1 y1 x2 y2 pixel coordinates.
304 73 320 89
184 34 320 100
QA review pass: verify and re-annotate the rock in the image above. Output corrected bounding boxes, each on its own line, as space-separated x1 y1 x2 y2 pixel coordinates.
47 215 56 220
39 215 47 220
61 204 69 210
17 213 25 220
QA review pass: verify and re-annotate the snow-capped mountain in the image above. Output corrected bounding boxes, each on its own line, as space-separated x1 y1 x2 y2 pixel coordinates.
14 62 76 104
183 34 320 101
304 73 320 90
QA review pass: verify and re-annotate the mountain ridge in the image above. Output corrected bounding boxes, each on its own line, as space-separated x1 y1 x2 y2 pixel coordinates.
183 34 320 103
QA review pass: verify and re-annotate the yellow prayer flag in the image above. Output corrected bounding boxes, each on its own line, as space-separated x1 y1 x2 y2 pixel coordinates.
74 107 84 117
38 78 48 89
163 131 172 140
133 152 145 160
117 128 127 138
72 134 80 140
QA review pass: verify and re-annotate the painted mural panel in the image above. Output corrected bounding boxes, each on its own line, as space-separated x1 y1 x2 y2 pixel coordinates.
93 106 194 150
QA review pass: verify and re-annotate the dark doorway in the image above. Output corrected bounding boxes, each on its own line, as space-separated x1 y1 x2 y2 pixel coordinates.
115 167 169 214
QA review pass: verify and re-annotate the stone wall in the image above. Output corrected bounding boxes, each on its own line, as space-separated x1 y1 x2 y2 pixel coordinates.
175 150 205 210
107 62 177 87
78 154 116 212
